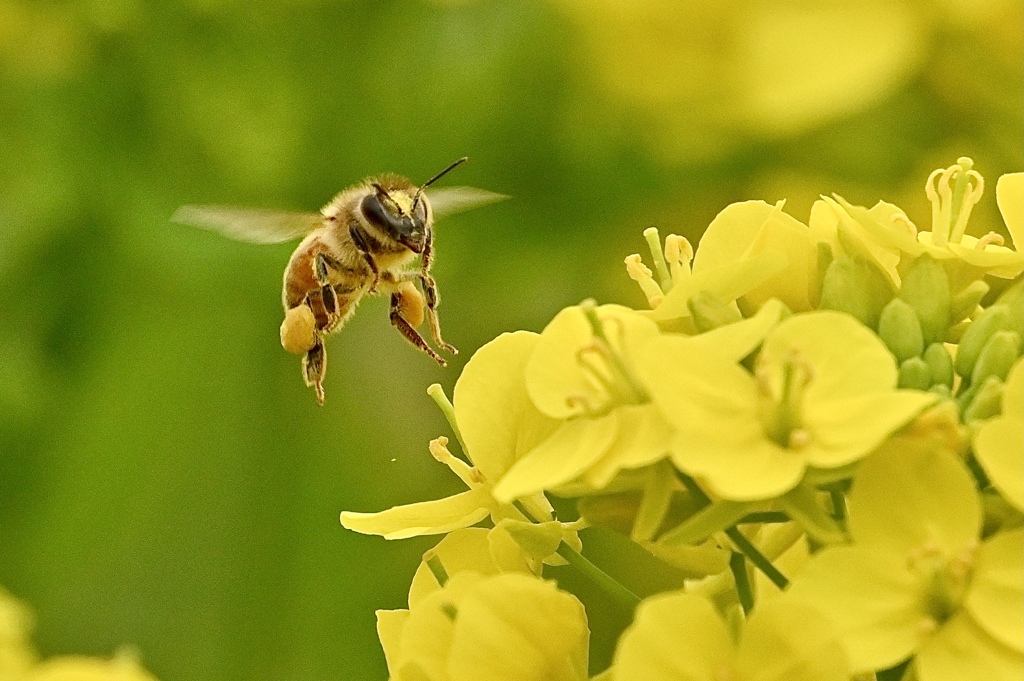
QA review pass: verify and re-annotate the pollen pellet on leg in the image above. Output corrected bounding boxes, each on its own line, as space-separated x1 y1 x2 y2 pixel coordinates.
396 281 425 328
280 304 317 354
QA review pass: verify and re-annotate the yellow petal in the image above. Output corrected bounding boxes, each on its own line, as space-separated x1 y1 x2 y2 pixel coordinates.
611 591 731 681
526 305 659 419
582 404 673 489
376 609 410 676
408 528 531 607
493 414 618 502
447 574 589 681
760 311 897 401
996 173 1023 253
341 490 492 540
455 331 560 481
974 418 1024 512
693 200 776 273
915 612 1024 681
734 599 850 681
964 529 1024 653
23 655 159 681
849 447 981 558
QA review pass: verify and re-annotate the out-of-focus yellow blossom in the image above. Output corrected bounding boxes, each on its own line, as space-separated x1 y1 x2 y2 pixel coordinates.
637 310 936 500
22 655 158 681
788 445 1024 680
551 0 925 161
493 305 673 501
974 358 1024 511
342 332 562 539
378 572 589 681
0 587 36 680
692 200 818 313
610 591 848 681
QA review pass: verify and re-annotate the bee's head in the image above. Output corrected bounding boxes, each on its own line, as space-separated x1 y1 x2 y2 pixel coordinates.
361 181 429 253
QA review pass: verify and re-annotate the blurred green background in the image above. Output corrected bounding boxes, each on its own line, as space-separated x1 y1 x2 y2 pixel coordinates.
0 0 1020 679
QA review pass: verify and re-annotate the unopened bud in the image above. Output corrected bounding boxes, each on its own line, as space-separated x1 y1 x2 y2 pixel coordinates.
971 330 1022 386
995 281 1024 338
949 280 990 326
687 291 742 333
878 298 925 362
955 305 1012 377
898 357 932 390
962 376 1004 423
819 256 893 329
923 343 954 388
899 255 951 345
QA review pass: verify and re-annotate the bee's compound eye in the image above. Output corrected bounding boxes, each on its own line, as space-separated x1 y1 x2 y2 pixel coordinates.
281 305 317 354
413 197 428 223
361 193 391 231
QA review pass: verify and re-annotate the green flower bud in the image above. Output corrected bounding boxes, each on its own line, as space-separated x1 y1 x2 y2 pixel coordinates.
971 330 1022 386
923 343 954 388
878 298 925 362
818 255 892 329
962 376 1004 423
898 357 932 390
949 280 990 326
955 305 1012 378
995 280 1024 338
687 290 742 333
899 255 951 345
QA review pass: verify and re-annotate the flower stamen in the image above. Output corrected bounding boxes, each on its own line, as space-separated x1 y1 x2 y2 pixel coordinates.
926 157 985 246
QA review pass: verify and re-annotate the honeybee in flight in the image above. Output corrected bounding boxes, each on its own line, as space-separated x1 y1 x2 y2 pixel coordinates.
173 158 505 404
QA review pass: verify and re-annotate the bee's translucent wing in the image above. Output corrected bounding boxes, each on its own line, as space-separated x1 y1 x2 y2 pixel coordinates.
426 187 509 219
171 205 323 244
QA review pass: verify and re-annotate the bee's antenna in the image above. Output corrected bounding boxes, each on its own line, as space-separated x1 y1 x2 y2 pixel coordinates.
413 156 468 211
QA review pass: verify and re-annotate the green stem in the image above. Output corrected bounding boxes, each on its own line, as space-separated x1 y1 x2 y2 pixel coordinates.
829 490 847 523
557 541 641 612
513 500 640 611
726 527 789 590
427 383 470 457
675 471 712 506
738 511 790 524
729 552 754 615
424 552 449 587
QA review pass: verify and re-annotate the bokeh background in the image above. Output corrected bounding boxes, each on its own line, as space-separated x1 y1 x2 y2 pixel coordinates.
0 0 1021 679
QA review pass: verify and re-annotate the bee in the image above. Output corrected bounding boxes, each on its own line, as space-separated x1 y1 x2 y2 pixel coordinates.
172 157 505 404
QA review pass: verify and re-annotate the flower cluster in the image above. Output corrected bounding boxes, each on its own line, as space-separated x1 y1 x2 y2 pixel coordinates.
0 587 160 681
342 158 1023 680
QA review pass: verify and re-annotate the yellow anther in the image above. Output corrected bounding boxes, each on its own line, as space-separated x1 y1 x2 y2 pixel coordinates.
926 158 986 246
664 234 694 284
429 436 479 488
975 232 1005 249
625 254 665 308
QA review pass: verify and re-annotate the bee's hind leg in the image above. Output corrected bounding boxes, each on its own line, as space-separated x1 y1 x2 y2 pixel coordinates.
302 341 327 405
389 293 446 367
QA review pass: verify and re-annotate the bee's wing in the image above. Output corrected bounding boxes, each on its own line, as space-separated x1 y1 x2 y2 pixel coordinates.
426 187 509 219
171 205 323 244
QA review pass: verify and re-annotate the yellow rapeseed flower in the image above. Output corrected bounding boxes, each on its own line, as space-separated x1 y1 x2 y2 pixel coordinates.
637 310 936 501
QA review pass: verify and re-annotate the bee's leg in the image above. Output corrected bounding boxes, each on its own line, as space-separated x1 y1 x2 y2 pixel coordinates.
418 227 457 355
419 273 457 356
348 225 381 293
302 340 327 405
389 292 446 367
312 252 343 326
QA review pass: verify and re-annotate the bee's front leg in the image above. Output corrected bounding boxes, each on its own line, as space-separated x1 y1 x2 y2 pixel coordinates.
389 292 445 367
418 227 457 355
348 225 380 293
